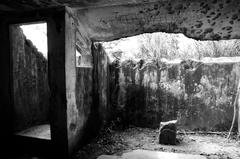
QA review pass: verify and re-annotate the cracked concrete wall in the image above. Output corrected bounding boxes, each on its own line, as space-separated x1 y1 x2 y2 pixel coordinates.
10 26 50 132
110 59 240 131
76 0 240 41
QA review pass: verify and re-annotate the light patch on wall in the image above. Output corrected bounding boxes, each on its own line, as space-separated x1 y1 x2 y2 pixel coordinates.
20 22 47 58
76 44 92 68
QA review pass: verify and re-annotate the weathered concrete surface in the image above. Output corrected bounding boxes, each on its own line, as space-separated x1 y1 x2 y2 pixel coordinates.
78 43 110 144
0 0 174 10
65 8 80 154
0 7 70 157
93 43 110 124
1 1 240 41
97 150 207 159
65 8 94 154
76 0 240 41
65 8 110 154
1 7 110 157
2 1 240 157
10 26 50 132
47 8 69 157
110 59 240 131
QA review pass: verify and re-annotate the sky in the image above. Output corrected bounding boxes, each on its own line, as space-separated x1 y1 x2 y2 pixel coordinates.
20 23 47 58
101 32 195 62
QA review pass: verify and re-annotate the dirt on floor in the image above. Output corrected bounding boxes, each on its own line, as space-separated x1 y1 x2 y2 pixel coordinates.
74 127 240 159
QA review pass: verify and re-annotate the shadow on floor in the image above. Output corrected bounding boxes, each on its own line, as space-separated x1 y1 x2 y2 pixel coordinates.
5 135 52 159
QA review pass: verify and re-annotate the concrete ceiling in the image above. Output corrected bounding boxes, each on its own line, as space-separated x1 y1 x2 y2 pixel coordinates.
75 0 240 41
0 0 161 11
2 0 240 41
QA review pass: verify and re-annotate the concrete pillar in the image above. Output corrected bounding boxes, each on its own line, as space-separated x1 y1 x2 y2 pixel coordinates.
65 8 78 154
0 18 14 156
0 7 69 158
47 9 69 158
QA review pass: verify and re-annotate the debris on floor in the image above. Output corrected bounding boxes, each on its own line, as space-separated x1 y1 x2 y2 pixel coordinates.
74 127 240 159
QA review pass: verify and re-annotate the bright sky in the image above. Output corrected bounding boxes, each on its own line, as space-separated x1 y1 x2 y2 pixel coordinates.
20 23 47 58
102 32 194 62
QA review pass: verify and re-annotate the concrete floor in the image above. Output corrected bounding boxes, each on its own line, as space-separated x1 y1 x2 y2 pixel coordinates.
98 150 207 159
9 124 52 159
15 124 51 140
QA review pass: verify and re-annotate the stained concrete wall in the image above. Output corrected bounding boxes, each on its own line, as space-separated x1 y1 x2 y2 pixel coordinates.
93 43 110 124
65 8 95 153
65 8 110 154
110 59 240 131
10 26 50 132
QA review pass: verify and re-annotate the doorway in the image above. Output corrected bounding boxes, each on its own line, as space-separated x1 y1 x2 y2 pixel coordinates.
9 22 51 140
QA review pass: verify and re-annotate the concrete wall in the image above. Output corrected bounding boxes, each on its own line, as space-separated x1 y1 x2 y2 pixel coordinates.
0 7 69 157
0 15 14 155
65 8 110 154
0 8 110 156
10 26 50 132
110 59 240 131
1 4 240 157
93 43 110 124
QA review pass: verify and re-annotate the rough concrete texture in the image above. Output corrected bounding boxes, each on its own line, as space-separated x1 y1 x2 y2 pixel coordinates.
110 59 240 131
1 1 240 41
80 43 110 141
76 0 240 41
10 26 50 132
97 149 207 159
65 9 110 154
69 42 109 153
93 43 110 124
0 0 172 10
65 8 94 153
65 9 80 153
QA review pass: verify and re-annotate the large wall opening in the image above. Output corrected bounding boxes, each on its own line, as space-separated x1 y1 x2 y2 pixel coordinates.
9 22 51 140
76 32 240 159
101 32 240 130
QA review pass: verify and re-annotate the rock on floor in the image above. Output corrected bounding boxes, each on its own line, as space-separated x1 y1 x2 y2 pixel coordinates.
159 120 177 145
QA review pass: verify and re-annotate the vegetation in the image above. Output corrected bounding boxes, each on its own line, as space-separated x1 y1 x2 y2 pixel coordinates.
137 32 240 61
102 32 240 61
